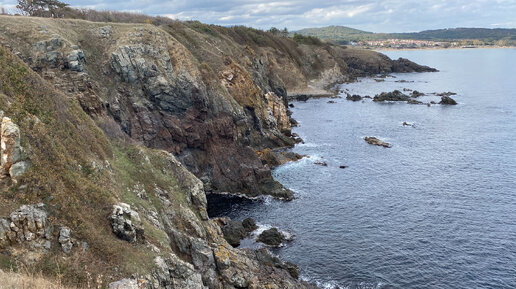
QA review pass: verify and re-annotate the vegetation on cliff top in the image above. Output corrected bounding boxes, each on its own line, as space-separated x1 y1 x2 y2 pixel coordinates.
295 25 516 45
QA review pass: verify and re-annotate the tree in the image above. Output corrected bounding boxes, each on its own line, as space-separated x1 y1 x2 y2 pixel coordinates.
281 28 289 38
268 27 280 36
17 0 69 18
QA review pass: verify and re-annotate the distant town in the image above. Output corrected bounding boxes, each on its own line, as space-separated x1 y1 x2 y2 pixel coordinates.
354 39 463 49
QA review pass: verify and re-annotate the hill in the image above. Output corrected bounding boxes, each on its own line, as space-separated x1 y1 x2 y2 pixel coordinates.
294 26 516 44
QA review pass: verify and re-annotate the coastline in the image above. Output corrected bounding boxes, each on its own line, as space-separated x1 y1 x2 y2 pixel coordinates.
372 45 516 52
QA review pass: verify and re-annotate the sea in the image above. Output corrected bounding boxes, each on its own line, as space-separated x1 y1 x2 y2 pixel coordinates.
207 48 516 289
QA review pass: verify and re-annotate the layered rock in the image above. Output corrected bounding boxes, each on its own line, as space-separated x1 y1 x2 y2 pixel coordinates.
0 204 49 250
0 116 29 181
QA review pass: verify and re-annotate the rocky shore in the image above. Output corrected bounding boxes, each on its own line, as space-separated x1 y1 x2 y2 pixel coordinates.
0 15 437 288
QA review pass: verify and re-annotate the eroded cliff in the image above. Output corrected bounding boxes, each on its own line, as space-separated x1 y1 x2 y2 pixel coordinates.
0 16 435 200
0 15 436 288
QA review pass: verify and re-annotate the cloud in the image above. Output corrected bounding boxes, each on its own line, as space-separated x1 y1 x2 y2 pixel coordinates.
1 0 515 32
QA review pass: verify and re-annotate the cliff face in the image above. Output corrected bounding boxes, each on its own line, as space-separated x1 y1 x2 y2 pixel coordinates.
0 16 434 200
0 42 316 288
0 15 436 288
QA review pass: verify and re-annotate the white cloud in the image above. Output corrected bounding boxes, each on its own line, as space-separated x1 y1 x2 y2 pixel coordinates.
1 0 515 32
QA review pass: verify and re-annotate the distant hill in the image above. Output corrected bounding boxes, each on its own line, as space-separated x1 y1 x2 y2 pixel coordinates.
294 26 373 42
294 26 516 44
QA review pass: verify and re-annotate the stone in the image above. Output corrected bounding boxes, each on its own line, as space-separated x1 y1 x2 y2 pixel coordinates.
110 203 144 243
314 161 327 167
9 161 30 178
346 94 362 101
339 165 348 169
222 220 246 247
109 279 139 289
257 228 285 247
364 137 391 148
58 226 73 254
373 90 410 102
411 90 425 98
439 96 458 105
242 218 258 232
67 49 86 72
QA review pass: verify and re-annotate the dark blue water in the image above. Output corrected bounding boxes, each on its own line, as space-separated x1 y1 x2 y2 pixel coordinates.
208 48 516 289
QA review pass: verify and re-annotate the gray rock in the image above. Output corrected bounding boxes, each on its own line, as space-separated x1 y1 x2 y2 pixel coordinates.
373 90 410 102
222 221 246 247
242 217 258 232
98 26 112 38
439 95 458 105
257 228 285 247
9 161 30 178
58 226 73 254
67 49 86 71
110 203 144 243
109 278 139 289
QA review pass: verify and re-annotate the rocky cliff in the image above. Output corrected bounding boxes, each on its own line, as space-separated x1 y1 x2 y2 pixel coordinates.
0 16 435 200
0 15 435 288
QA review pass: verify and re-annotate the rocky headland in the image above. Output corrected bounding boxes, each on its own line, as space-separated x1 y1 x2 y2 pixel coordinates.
0 15 436 288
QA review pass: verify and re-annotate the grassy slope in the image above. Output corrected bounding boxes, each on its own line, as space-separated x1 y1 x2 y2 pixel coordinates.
0 44 200 286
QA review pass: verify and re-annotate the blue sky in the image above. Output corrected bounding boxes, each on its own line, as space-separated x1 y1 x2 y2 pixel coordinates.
1 0 515 32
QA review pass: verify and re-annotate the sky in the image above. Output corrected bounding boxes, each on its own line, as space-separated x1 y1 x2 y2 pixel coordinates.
1 0 516 32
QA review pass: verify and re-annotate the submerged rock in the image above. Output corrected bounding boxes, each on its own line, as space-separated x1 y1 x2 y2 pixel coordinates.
314 161 328 167
436 91 457 97
257 228 285 247
439 96 458 105
364 137 391 148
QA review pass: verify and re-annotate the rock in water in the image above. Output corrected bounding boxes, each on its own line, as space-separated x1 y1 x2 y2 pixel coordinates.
364 137 392 148
373 90 410 102
439 96 458 105
346 94 362 101
257 228 285 247
242 218 258 232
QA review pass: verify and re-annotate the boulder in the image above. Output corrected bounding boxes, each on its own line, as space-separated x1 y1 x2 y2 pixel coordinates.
242 218 258 232
58 226 73 254
346 94 362 101
257 228 285 247
364 137 391 148
221 221 247 247
439 96 458 105
314 161 328 167
411 90 424 98
109 203 144 243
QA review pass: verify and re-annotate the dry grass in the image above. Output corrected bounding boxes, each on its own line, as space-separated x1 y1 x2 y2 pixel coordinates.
0 269 74 289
